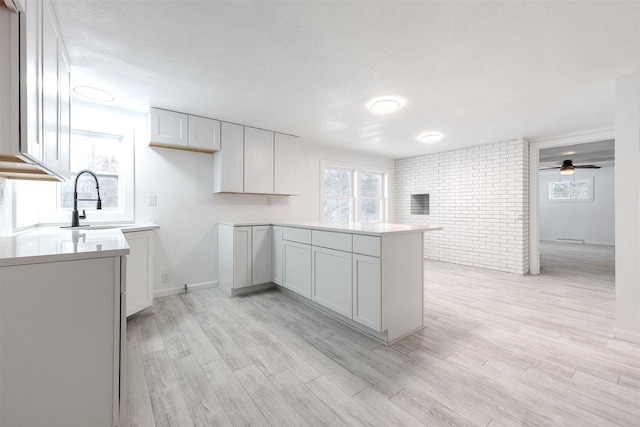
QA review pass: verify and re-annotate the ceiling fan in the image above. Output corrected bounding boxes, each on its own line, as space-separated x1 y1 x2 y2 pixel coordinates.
540 159 600 176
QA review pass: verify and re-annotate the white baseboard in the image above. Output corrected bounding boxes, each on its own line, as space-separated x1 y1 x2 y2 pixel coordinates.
584 240 615 247
614 327 640 345
153 280 218 298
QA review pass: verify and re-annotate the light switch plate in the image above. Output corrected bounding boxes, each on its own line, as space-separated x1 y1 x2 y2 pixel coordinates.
147 194 157 206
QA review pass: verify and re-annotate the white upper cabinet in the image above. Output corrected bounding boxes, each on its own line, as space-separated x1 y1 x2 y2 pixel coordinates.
274 133 298 195
41 0 59 173
244 127 274 194
149 108 188 147
188 115 220 152
214 122 244 193
57 39 70 176
0 0 70 181
41 0 69 178
20 0 42 163
149 108 220 153
213 127 297 195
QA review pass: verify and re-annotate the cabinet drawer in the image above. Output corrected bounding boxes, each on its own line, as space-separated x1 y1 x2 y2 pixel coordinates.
353 235 381 257
283 227 312 245
312 230 352 252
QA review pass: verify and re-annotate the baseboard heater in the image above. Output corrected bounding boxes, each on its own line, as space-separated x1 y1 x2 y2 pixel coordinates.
555 238 585 244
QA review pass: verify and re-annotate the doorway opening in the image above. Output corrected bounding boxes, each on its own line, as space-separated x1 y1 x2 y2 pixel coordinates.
535 139 615 287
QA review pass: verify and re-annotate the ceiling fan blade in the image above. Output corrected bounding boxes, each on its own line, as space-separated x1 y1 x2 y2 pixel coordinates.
539 167 561 170
574 165 601 169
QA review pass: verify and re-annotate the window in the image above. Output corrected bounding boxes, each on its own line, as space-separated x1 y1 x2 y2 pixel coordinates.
61 131 123 210
359 171 385 222
14 104 135 228
323 167 353 222
549 179 593 201
321 161 388 222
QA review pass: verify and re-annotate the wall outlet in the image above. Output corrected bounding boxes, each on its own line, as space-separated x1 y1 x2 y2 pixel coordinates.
161 271 170 283
147 194 157 206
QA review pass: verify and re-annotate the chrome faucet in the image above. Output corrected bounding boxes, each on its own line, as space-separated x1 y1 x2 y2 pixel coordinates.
71 170 102 227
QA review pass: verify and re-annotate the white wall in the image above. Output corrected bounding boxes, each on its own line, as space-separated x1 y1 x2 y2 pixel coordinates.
539 167 615 245
395 139 530 274
85 106 395 293
615 72 640 344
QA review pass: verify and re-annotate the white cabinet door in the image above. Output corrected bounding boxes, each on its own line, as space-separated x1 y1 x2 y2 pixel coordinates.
312 246 352 318
283 240 311 298
274 133 298 195
352 254 381 331
149 108 188 147
273 226 283 285
244 127 274 194
188 115 220 152
41 0 59 173
214 122 244 193
252 225 272 286
57 43 70 177
20 0 42 162
124 231 154 317
233 227 252 289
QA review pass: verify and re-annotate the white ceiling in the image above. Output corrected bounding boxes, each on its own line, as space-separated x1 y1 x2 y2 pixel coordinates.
52 1 640 159
539 140 614 167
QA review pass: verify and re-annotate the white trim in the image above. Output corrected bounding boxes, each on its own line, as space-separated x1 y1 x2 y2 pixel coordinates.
613 327 640 345
528 128 615 275
153 280 218 298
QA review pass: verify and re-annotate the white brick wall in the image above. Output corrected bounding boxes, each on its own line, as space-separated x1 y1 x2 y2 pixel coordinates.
395 139 529 274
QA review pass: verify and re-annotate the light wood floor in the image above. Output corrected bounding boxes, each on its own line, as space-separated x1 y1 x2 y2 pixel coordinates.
124 242 640 426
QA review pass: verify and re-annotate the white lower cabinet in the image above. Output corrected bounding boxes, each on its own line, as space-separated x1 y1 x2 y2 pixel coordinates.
312 246 352 318
218 224 275 295
124 230 154 317
218 222 425 344
233 226 252 289
273 226 283 285
252 225 272 286
352 254 382 331
283 240 312 298
0 255 125 426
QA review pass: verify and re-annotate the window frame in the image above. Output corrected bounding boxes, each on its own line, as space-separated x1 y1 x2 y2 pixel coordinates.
320 160 389 223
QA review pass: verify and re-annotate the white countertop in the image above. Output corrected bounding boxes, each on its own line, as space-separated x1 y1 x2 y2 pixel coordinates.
218 219 441 236
0 223 159 267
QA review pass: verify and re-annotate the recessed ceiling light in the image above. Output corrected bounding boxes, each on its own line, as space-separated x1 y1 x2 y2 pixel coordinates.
73 86 114 102
417 132 444 143
367 96 406 114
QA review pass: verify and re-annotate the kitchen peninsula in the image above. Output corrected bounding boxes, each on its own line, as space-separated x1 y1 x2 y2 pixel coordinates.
218 220 441 344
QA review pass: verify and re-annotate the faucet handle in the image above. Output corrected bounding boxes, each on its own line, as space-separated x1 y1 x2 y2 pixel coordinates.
79 210 86 220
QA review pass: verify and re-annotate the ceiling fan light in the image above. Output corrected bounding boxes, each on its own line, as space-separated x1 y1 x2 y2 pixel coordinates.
560 166 575 175
560 159 575 175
